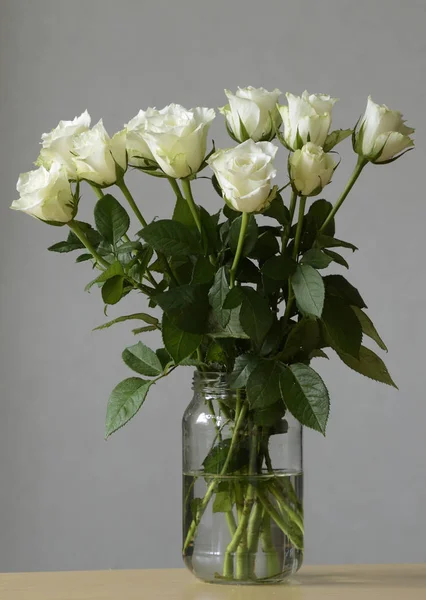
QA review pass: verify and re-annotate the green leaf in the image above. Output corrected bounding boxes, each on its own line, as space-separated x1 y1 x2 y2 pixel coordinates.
229 354 260 389
301 249 333 269
323 249 349 269
48 240 82 253
306 199 335 238
200 206 220 254
324 274 366 309
280 363 330 434
337 346 397 387
155 284 209 334
122 341 163 376
281 318 322 361
85 261 124 291
207 307 250 339
93 312 159 331
260 318 282 356
229 214 258 256
263 194 290 225
101 275 124 305
162 313 202 364
309 349 329 359
316 233 358 252
236 258 261 284
252 401 286 427
202 438 249 474
105 377 153 437
172 193 197 230
205 341 227 366
156 348 173 370
48 223 101 253
322 295 362 358
132 325 158 334
351 306 388 352
246 360 283 408
261 254 297 281
291 264 325 318
223 286 245 310
115 241 143 256
240 288 274 345
94 194 130 246
75 253 93 263
250 229 280 261
171 257 193 285
208 267 231 328
140 220 201 257
191 256 216 285
213 485 234 513
323 129 353 152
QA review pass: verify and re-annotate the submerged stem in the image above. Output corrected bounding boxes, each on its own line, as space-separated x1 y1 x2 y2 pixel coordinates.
183 404 248 552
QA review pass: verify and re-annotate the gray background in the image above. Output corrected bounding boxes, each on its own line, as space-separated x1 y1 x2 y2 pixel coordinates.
0 0 425 573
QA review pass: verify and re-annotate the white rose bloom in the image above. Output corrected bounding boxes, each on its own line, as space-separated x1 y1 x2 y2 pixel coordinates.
355 96 414 163
125 108 156 167
289 142 336 197
36 111 91 179
11 162 75 223
219 86 282 142
138 104 215 178
279 91 338 150
208 140 278 213
72 120 127 187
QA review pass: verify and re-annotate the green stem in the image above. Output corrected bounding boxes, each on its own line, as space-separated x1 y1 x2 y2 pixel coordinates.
117 180 178 286
90 184 104 199
260 512 281 578
229 212 249 288
123 235 160 291
183 404 248 552
223 422 258 580
281 190 297 252
320 155 367 233
247 500 264 578
117 179 148 227
226 511 237 537
292 195 307 260
283 196 306 322
180 178 202 233
269 485 304 533
68 221 109 269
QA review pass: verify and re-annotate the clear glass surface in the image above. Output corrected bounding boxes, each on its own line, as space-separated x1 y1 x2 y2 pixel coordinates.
182 371 303 584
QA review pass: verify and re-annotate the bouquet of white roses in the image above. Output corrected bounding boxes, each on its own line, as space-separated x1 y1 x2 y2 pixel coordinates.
12 87 414 582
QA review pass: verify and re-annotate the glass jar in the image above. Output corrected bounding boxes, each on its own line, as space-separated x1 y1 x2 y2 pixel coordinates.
182 371 303 585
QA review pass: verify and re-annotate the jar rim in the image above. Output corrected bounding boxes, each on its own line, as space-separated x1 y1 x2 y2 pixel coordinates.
192 370 231 393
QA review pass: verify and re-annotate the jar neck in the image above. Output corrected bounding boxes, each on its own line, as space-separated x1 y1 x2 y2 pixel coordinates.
192 370 233 398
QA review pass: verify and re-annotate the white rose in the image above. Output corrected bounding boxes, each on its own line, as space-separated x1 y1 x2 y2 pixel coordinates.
289 142 336 197
72 120 127 187
219 86 282 142
279 91 338 150
11 162 75 223
125 108 156 167
138 104 215 178
36 111 91 179
355 96 415 163
208 139 278 213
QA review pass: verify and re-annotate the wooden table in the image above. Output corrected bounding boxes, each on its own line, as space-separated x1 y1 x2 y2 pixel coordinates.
0 565 425 599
